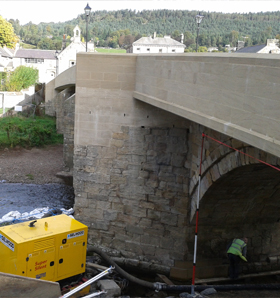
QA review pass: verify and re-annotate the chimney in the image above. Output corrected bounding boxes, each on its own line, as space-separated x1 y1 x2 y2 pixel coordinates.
153 32 156 39
236 40 245 51
181 33 184 44
61 34 67 50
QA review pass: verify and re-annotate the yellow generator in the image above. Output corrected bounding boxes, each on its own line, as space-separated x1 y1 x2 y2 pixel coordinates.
0 214 88 282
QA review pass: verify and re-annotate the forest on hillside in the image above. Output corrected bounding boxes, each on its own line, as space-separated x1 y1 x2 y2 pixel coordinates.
7 9 280 51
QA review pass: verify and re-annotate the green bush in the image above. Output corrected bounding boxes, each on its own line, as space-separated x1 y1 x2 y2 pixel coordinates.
4 66 38 92
0 115 63 148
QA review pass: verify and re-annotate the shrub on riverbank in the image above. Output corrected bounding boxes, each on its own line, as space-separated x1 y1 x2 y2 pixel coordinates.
0 115 63 148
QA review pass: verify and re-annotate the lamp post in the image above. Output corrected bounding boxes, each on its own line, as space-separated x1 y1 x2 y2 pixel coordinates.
195 12 204 52
84 3 91 52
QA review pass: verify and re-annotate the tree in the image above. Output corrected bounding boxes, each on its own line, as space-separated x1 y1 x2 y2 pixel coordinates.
184 31 195 47
4 66 38 91
197 46 208 52
229 30 239 46
37 38 54 50
0 16 18 48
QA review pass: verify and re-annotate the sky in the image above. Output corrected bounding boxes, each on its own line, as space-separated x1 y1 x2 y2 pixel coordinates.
0 0 279 25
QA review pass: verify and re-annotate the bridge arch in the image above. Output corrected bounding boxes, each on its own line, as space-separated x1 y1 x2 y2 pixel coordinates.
189 138 280 265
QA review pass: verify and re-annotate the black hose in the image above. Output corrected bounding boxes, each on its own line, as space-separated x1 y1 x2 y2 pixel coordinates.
87 246 156 290
160 283 280 292
87 246 280 292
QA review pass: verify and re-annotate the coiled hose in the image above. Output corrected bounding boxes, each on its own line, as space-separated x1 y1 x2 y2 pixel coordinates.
87 246 280 292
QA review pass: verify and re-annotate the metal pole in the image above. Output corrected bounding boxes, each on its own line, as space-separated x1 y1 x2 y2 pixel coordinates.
196 24 200 52
78 290 106 298
86 16 88 52
60 266 113 298
191 133 205 295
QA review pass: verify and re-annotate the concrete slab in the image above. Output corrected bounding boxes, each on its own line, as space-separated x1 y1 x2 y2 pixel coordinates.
0 272 61 298
97 279 121 297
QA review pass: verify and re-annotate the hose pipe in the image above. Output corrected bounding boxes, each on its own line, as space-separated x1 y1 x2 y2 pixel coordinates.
87 246 159 290
87 246 280 292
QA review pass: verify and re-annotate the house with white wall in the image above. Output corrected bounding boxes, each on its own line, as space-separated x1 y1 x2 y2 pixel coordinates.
0 46 14 72
127 32 186 54
57 25 94 74
1 25 94 84
13 48 57 83
236 39 280 54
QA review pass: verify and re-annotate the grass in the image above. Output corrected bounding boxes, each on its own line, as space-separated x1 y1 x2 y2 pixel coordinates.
0 115 63 149
26 174 34 180
0 108 7 114
20 43 37 49
95 48 126 53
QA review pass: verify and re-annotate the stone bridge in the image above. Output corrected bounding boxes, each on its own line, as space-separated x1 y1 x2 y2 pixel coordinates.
46 53 280 278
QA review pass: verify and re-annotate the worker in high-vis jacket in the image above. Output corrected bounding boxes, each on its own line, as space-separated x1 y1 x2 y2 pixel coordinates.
227 238 248 279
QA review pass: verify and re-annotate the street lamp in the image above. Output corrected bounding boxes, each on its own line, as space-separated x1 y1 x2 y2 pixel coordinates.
195 12 204 52
84 3 91 52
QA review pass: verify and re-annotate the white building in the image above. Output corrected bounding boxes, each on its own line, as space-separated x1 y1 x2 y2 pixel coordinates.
0 47 14 72
57 25 94 74
236 39 280 54
13 48 57 83
127 32 186 54
1 25 94 84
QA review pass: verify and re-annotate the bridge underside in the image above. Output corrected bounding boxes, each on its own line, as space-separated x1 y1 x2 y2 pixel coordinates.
198 164 280 262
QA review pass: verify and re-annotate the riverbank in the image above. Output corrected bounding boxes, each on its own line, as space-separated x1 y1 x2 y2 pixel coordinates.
0 144 65 184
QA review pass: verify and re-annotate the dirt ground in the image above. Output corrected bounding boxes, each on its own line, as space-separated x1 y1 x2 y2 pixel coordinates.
0 144 65 184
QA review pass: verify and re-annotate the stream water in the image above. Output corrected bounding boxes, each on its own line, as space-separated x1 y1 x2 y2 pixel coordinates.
0 183 74 218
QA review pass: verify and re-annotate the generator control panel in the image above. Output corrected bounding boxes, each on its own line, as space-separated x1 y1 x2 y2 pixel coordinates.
0 214 88 282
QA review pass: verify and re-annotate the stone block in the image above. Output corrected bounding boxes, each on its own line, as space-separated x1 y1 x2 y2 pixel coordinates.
110 139 124 148
97 279 121 297
126 224 143 235
147 209 161 220
103 210 118 221
124 205 147 218
74 197 89 208
101 147 117 159
139 217 152 227
160 212 178 226
91 221 109 231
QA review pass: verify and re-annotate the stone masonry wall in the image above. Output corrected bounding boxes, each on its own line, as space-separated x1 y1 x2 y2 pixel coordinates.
74 125 190 267
45 86 75 171
62 94 75 171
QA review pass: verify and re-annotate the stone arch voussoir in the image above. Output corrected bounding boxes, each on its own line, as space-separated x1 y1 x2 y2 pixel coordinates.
189 143 280 221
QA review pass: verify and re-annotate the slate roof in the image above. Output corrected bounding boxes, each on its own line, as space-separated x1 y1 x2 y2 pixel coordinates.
236 44 266 53
133 36 185 47
15 49 56 59
0 47 13 58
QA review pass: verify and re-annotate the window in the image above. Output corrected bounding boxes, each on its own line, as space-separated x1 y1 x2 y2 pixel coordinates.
137 48 140 50
172 49 176 52
69 61 75 67
147 48 150 51
25 58 44 64
159 49 162 53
